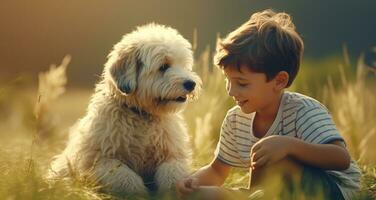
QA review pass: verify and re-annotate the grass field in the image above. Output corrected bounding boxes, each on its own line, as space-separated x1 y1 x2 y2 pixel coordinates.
0 47 375 199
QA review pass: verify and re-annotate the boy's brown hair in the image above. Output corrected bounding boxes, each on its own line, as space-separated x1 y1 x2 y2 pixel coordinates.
214 9 304 87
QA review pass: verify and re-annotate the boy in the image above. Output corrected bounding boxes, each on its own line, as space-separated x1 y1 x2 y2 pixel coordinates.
176 9 360 200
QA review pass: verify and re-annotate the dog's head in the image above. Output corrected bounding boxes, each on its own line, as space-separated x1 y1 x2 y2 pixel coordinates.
104 23 201 114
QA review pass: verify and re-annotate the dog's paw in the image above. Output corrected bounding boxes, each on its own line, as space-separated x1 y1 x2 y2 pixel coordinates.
155 161 188 191
118 173 149 195
98 165 148 195
124 183 148 195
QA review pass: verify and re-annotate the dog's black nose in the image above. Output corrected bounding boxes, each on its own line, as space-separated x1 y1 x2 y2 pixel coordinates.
183 80 196 91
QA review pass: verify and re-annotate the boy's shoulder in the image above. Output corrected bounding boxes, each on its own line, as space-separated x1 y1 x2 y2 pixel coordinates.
284 91 329 112
224 92 330 122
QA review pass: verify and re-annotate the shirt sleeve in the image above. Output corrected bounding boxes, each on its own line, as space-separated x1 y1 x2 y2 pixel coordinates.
214 110 244 167
295 103 345 145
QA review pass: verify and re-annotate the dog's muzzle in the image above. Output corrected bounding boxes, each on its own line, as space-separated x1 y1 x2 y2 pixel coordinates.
157 79 198 104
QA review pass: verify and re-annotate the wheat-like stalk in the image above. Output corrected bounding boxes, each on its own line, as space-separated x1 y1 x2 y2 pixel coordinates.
34 55 70 140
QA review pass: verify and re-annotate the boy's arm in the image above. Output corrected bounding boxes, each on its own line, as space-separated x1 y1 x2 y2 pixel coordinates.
288 138 350 170
288 104 351 170
192 158 231 186
176 158 231 195
251 136 351 170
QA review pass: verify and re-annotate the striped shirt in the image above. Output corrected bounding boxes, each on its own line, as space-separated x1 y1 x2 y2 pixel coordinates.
214 91 361 200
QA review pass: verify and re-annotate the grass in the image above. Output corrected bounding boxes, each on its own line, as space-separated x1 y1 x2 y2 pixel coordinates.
0 46 375 199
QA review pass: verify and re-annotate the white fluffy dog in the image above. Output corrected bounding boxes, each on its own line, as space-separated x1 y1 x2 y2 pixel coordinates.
48 23 201 196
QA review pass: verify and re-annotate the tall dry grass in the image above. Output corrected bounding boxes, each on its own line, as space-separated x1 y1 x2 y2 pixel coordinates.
323 55 376 164
0 55 111 200
34 55 70 140
321 48 376 198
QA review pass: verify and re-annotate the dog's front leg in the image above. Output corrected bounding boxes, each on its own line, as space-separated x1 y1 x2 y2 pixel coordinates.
155 159 189 192
93 158 148 195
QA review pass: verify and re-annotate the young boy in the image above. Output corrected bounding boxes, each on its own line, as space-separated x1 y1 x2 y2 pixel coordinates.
176 9 360 200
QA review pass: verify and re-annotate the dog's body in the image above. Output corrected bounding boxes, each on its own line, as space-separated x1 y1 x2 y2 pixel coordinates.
49 24 201 195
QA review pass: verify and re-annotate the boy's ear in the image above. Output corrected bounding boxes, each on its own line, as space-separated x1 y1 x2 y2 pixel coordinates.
274 71 289 90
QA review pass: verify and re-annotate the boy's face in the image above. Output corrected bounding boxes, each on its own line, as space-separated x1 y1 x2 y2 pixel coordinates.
223 64 282 114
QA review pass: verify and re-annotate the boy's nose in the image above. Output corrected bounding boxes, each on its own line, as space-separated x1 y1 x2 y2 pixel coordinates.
227 86 237 97
226 81 240 98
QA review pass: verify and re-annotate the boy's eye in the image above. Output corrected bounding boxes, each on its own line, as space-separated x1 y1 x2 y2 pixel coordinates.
238 83 248 87
159 63 170 72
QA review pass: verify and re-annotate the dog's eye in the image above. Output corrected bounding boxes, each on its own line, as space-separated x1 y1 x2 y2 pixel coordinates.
159 64 170 72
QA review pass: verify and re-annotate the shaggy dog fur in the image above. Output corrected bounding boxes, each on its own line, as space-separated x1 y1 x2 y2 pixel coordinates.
48 24 201 195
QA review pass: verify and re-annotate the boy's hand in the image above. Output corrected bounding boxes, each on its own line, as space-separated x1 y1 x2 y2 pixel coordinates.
175 177 198 199
250 135 292 169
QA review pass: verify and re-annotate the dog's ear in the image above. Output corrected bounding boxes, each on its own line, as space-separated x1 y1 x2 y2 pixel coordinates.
108 46 141 95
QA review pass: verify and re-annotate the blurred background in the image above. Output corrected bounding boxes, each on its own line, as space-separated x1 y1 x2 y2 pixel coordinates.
0 1 375 199
1 0 376 87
